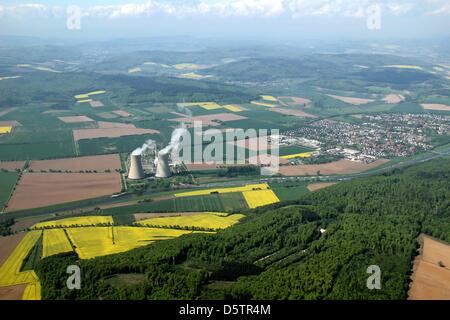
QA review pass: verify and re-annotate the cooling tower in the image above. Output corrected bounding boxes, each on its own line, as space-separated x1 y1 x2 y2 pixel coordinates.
155 152 171 178
128 154 145 180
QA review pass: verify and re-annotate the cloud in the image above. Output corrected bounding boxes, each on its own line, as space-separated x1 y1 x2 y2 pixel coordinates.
426 3 450 15
386 2 416 16
1 0 449 20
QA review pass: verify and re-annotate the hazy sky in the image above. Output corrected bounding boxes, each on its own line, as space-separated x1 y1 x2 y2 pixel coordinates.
0 0 449 40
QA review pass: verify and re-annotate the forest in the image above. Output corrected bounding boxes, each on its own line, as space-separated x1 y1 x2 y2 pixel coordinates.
36 158 450 300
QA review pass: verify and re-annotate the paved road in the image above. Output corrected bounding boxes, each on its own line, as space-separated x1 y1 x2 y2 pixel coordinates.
4 146 449 220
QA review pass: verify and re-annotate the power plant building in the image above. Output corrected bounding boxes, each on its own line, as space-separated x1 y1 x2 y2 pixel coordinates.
128 154 145 180
155 152 171 178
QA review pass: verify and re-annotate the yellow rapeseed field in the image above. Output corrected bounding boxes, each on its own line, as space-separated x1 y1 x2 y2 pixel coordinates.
0 231 42 300
261 95 278 102
178 72 210 80
384 65 423 70
223 104 243 112
128 67 142 73
176 102 222 110
136 212 245 230
66 226 193 259
0 126 12 134
42 229 73 258
22 281 41 300
280 152 315 160
251 101 277 108
74 90 106 100
242 190 280 208
175 184 270 197
33 216 113 229
173 63 202 70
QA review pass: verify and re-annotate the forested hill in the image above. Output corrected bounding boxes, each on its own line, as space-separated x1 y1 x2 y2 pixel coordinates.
37 158 450 300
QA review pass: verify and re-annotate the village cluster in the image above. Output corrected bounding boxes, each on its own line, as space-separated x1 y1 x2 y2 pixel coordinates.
282 113 450 161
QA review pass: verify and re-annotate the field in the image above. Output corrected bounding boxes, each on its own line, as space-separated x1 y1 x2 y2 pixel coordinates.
73 127 159 141
169 113 247 127
0 284 27 300
66 226 193 259
175 184 270 197
0 233 26 266
421 103 450 111
42 229 73 258
307 182 338 192
28 154 121 172
104 193 248 216
0 172 19 210
327 94 375 105
0 231 41 300
383 94 405 104
223 105 246 112
135 212 244 230
112 110 132 117
58 116 94 123
279 96 312 107
33 216 114 229
280 152 315 160
278 159 389 176
270 108 316 118
0 126 12 134
242 190 280 208
408 235 450 300
6 173 121 212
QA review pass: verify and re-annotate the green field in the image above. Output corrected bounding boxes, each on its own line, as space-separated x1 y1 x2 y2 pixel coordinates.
0 172 19 210
104 192 248 216
271 183 311 202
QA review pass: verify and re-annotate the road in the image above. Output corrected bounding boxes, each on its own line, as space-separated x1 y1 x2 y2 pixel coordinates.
3 145 449 221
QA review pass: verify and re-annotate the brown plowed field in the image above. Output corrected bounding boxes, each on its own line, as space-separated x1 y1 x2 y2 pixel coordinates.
170 113 247 127
6 173 121 212
0 233 26 266
58 116 94 123
97 121 136 129
278 159 388 176
112 110 132 117
408 235 450 300
29 154 121 172
0 284 26 300
383 94 405 104
421 103 450 111
307 182 337 192
327 94 375 105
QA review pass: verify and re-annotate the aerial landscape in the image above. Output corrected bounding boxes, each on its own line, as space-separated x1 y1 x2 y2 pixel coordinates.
0 0 449 307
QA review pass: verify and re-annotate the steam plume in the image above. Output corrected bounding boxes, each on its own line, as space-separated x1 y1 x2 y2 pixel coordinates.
132 139 156 156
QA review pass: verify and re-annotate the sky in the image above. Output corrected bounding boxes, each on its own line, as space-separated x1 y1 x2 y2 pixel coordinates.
0 0 450 40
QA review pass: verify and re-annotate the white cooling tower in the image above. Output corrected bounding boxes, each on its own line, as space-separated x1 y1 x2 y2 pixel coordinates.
128 154 145 180
155 152 171 178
